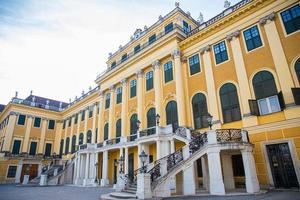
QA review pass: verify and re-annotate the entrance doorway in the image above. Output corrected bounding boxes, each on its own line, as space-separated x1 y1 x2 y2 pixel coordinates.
128 153 134 182
20 164 38 183
266 143 299 188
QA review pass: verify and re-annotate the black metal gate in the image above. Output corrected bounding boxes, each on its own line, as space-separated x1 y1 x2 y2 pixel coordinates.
266 143 299 188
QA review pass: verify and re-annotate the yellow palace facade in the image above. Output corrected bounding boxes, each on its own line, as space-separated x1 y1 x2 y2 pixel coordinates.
0 0 300 195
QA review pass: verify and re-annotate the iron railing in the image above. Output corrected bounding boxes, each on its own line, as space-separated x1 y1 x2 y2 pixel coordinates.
148 163 161 183
189 133 208 154
166 149 183 171
216 129 243 143
127 134 137 142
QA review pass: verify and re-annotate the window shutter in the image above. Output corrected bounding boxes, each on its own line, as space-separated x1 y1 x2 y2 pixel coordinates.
292 88 300 105
277 91 286 110
248 99 260 116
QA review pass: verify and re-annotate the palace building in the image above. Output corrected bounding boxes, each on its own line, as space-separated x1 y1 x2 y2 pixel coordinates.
0 0 300 198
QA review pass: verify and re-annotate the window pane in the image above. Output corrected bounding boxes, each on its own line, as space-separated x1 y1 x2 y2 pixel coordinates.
281 5 300 34
269 96 281 113
18 115 26 125
12 140 21 154
258 99 269 115
7 166 17 178
29 142 37 156
34 117 41 128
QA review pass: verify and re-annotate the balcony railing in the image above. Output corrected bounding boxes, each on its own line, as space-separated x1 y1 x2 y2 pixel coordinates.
127 134 138 142
216 129 245 143
139 126 156 138
11 98 63 112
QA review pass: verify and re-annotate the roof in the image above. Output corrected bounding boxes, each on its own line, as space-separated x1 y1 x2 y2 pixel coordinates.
0 104 5 112
25 95 69 109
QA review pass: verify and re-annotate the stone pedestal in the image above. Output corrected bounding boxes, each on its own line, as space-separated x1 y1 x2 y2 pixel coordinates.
137 173 152 199
242 149 260 193
183 163 196 195
22 175 30 185
222 154 235 190
207 149 225 195
115 173 126 192
39 174 47 186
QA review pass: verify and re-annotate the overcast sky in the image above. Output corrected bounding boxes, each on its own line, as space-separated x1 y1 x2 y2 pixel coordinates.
0 0 240 105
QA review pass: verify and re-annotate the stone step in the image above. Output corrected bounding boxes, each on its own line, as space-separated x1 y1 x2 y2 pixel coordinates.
122 189 136 194
101 192 137 200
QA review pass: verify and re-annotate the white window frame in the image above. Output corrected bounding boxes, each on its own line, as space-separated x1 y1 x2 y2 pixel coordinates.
257 95 281 115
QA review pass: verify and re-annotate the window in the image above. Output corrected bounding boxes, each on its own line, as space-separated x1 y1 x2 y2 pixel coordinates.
121 53 128 62
130 114 138 135
89 108 93 118
17 115 26 125
148 34 156 45
63 120 66 129
111 61 116 69
147 108 156 128
134 44 141 54
95 128 98 143
166 101 178 131
213 41 228 64
59 139 64 156
87 130 92 143
116 87 122 104
183 20 190 33
74 114 78 124
33 117 41 128
146 71 153 91
12 140 21 154
220 83 242 123
243 25 262 51
281 5 300 34
29 141 37 156
105 93 110 109
130 79 137 98
44 143 52 157
164 61 173 83
116 119 121 143
68 117 72 127
104 123 109 141
257 95 281 115
189 54 201 75
295 58 300 83
79 133 84 145
65 137 70 154
253 71 278 99
81 110 85 121
7 166 17 178
192 93 209 129
48 120 55 130
165 22 173 34
71 135 76 153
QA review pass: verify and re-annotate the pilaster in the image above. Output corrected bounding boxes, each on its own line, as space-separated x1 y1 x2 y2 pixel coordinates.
121 79 128 137
97 91 104 143
38 118 48 154
108 85 115 139
21 115 34 153
92 103 98 143
83 108 89 143
2 113 17 152
153 60 163 122
136 69 145 128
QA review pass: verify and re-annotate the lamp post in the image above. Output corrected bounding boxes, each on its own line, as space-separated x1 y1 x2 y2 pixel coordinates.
94 162 98 183
206 113 213 130
156 114 160 126
119 155 125 174
139 150 148 173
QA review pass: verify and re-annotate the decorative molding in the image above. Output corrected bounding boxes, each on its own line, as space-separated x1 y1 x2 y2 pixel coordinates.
56 120 64 123
136 69 144 78
9 111 18 116
226 30 240 42
171 48 181 58
181 56 187 63
99 90 104 98
152 60 160 70
109 85 115 92
199 45 211 54
121 78 127 86
259 12 275 25
27 115 35 119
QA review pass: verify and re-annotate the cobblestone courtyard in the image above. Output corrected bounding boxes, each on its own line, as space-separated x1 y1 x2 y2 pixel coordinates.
0 184 299 200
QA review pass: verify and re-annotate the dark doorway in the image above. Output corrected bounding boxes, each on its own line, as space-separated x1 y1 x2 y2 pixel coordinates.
20 164 38 182
128 153 134 182
113 159 117 184
266 143 299 188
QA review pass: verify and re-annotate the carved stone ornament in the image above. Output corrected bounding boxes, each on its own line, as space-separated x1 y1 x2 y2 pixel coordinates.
152 60 160 70
109 85 115 92
121 78 127 86
259 12 275 25
181 56 187 63
199 45 211 54
136 69 144 78
9 111 18 116
171 48 181 58
226 30 240 42
99 90 104 98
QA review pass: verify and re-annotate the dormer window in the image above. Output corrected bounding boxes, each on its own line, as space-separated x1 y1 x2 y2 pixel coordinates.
183 20 190 34
165 22 174 34
134 44 141 54
111 61 116 69
121 53 128 62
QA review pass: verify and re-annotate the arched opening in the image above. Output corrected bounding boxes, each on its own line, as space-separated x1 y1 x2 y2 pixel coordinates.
295 58 300 84
147 108 156 135
65 137 70 154
116 119 121 143
192 93 208 129
104 123 109 141
166 100 178 131
219 83 242 123
87 130 92 143
129 114 138 141
79 133 84 145
59 139 64 156
71 135 76 153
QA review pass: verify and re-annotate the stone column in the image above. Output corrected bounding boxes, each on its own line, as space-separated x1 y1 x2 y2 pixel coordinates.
136 69 145 129
201 156 209 190
121 79 128 137
83 108 89 144
76 111 82 146
137 173 152 199
221 154 235 190
101 150 109 186
207 148 225 195
124 147 129 174
97 91 104 143
92 103 98 143
172 48 187 126
241 149 260 193
21 115 33 154
53 121 63 154
2 112 17 152
153 60 163 121
15 160 23 183
75 154 81 185
260 13 295 106
227 31 258 126
200 46 221 128
170 139 175 153
83 153 90 186
183 162 196 195
38 118 48 154
156 140 170 160
108 85 115 139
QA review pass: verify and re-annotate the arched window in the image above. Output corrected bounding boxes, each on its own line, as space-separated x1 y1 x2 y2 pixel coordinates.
87 130 92 143
192 93 208 129
95 128 98 143
147 108 156 128
130 114 138 135
71 135 76 153
65 137 70 154
220 83 242 123
252 71 281 115
164 61 173 83
295 58 300 83
104 123 109 141
116 119 121 143
59 139 64 156
79 133 84 145
146 71 153 91
166 101 178 131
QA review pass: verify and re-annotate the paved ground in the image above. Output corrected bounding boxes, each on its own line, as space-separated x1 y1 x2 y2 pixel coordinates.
0 184 299 200
0 184 113 200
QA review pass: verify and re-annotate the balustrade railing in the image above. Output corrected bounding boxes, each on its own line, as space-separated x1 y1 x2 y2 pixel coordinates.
216 129 243 143
127 134 137 142
189 133 208 154
167 149 183 171
106 138 120 146
79 144 87 150
148 163 161 183
139 126 156 137
97 142 103 148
